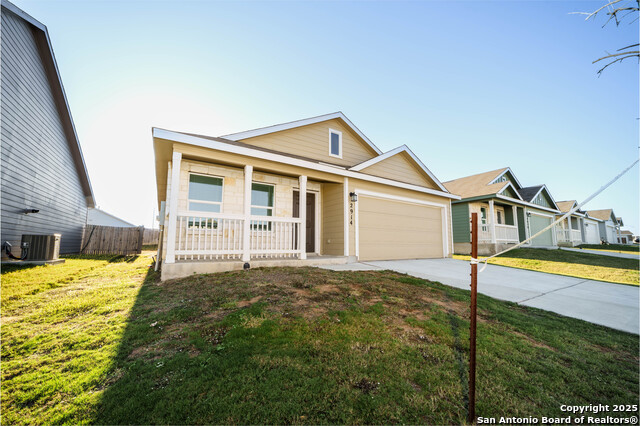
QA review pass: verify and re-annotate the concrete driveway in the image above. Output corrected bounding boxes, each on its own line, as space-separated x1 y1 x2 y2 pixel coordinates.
321 258 639 334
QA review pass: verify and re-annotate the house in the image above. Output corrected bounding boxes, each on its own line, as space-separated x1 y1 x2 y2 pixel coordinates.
554 200 589 246
619 230 634 244
153 112 459 280
87 208 136 228
585 209 620 244
1 0 94 257
444 168 560 255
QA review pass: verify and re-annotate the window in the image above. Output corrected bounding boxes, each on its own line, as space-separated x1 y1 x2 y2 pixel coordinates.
329 129 342 158
188 174 223 212
188 174 223 228
497 211 503 224
251 183 274 230
480 207 488 231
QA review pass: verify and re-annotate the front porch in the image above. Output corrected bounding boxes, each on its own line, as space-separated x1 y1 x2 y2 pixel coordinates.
555 216 583 247
159 151 351 280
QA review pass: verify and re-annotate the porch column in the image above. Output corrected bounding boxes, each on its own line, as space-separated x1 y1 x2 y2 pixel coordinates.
165 151 182 264
511 205 517 239
488 200 496 243
299 176 307 260
343 177 349 257
242 165 253 262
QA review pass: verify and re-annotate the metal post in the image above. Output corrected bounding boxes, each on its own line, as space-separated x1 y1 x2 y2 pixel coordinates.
469 212 478 424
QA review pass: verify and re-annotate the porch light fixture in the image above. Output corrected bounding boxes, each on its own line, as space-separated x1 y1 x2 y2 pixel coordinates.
349 192 358 202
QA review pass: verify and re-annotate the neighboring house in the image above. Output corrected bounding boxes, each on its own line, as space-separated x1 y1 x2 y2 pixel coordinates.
0 0 94 256
87 208 136 227
582 212 602 245
153 112 459 280
585 209 620 244
554 200 589 246
619 230 634 245
444 168 560 255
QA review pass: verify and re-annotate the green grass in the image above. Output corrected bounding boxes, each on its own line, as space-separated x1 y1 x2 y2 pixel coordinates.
454 248 639 286
576 244 639 255
2 255 638 424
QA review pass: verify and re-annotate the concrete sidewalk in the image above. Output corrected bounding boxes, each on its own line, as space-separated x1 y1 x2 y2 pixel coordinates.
320 258 639 334
560 247 639 259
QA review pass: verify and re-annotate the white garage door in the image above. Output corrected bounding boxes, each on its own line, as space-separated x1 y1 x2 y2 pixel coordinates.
607 226 617 243
358 195 444 261
584 221 599 244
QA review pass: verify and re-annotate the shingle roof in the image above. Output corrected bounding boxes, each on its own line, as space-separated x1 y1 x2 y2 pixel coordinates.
517 186 543 202
443 168 508 198
556 200 576 213
586 209 615 221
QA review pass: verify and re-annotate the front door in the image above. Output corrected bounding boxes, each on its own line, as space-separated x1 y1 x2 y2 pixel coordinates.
293 191 315 253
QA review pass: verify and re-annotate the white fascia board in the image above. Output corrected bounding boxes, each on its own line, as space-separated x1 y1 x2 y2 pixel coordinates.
495 194 560 214
498 181 523 200
220 112 382 155
492 167 524 189
349 145 448 193
153 128 460 200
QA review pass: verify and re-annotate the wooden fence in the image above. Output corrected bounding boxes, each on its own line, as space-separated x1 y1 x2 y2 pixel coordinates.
143 228 160 245
81 225 144 255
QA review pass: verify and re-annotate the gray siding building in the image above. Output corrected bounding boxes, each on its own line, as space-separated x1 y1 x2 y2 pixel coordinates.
1 0 94 255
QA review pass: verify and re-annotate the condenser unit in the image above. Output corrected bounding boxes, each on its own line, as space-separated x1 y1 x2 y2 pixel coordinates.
21 234 61 261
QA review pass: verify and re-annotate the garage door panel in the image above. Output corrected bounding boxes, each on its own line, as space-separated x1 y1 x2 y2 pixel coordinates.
529 214 553 246
358 196 444 261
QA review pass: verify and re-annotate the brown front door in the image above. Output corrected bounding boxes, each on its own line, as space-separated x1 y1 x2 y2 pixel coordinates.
293 191 315 253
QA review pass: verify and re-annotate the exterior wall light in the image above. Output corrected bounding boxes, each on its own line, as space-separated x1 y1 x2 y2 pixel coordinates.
349 192 358 202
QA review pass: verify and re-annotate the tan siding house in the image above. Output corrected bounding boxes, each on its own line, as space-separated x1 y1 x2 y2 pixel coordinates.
153 112 459 280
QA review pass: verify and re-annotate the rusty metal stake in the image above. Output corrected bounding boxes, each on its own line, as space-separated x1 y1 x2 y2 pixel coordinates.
468 212 478 424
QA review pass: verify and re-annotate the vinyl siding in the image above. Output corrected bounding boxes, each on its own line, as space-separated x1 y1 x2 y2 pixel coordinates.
358 152 439 189
452 203 470 243
1 9 88 254
237 118 377 168
321 183 344 256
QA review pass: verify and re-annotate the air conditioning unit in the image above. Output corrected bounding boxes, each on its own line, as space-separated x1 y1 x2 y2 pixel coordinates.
21 234 61 261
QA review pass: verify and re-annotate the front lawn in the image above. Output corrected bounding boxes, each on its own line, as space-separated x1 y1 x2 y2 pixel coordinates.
454 248 639 286
576 244 639 255
1 254 638 424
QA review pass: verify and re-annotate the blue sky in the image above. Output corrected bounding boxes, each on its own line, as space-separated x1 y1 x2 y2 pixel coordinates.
14 0 639 232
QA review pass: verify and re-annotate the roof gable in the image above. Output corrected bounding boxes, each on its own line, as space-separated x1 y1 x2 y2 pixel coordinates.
443 168 510 198
519 185 558 210
350 145 447 191
489 168 523 189
499 183 521 199
586 209 617 222
223 115 379 168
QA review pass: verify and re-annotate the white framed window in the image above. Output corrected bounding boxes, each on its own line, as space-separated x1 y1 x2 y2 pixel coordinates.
329 129 342 158
188 173 223 212
497 211 503 224
187 173 224 228
251 182 274 230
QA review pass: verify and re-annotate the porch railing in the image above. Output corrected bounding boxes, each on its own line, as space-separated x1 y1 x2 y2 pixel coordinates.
174 212 302 261
479 223 519 243
556 228 582 243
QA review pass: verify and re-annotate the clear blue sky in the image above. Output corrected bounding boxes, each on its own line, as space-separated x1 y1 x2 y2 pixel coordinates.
14 0 639 233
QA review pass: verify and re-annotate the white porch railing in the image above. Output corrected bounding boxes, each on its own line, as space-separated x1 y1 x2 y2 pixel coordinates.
556 228 582 244
249 215 302 258
174 212 302 261
479 223 519 243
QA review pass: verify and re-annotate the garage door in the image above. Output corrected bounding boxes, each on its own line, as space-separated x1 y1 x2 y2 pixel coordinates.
585 222 599 244
607 226 617 243
358 196 444 261
529 214 553 246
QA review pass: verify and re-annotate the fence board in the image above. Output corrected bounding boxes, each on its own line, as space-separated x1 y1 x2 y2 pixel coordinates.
143 228 160 245
81 225 144 255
